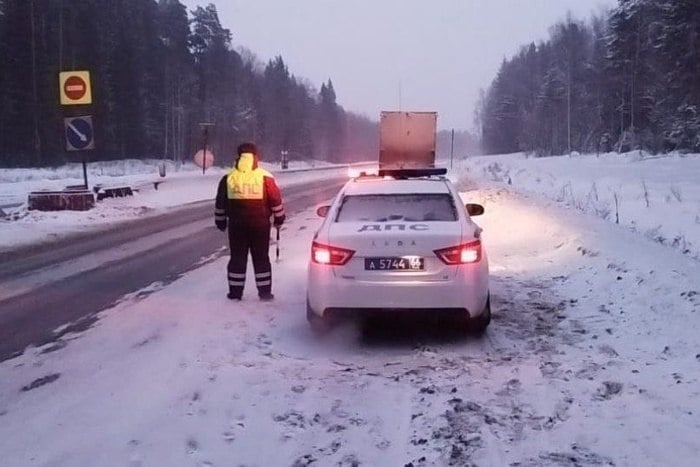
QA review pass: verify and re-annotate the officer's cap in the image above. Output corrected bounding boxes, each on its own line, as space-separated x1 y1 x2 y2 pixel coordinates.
237 142 259 157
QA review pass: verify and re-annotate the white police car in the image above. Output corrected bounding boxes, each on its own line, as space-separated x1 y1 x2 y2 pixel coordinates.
306 168 490 334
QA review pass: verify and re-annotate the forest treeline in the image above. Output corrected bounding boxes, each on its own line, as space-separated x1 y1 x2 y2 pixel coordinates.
0 0 378 167
478 0 700 156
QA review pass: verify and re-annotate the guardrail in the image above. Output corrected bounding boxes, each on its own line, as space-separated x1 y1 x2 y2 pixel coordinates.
0 202 22 211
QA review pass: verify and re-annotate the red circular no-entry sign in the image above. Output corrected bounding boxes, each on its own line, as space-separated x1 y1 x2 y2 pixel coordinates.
64 76 87 101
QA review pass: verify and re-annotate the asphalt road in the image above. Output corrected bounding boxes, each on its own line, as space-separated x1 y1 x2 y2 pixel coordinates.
0 177 345 361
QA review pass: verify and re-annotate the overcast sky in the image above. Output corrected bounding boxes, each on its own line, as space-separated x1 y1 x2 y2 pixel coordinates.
183 0 616 131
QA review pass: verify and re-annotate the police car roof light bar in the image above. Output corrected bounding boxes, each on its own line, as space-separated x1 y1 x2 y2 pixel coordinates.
376 168 448 178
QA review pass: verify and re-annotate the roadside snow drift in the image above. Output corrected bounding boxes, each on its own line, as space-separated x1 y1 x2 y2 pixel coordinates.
461 151 700 259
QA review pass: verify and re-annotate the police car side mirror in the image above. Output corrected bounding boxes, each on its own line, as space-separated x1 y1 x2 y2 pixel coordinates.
466 203 484 216
316 205 331 218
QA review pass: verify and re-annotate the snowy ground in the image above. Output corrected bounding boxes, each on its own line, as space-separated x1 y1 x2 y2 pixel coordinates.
459 151 700 259
2 165 699 465
0 159 352 253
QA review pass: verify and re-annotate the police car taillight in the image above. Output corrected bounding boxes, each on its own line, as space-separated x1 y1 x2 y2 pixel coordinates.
434 240 482 265
312 241 355 265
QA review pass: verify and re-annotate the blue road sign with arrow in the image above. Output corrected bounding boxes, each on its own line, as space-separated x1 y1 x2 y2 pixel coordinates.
64 116 95 151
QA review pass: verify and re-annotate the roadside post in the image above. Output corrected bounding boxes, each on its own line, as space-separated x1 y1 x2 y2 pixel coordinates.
276 226 280 262
281 149 289 169
198 123 215 175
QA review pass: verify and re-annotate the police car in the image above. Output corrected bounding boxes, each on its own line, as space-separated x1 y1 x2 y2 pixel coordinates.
306 168 490 334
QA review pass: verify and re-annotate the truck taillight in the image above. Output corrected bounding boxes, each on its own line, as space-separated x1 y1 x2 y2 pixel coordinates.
434 240 482 265
312 242 355 265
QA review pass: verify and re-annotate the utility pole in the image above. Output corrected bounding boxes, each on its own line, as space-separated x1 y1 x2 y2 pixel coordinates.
398 79 402 111
567 66 572 156
30 0 41 163
450 128 455 170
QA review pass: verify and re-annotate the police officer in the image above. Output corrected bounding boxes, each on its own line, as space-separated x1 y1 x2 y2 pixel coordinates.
215 143 285 301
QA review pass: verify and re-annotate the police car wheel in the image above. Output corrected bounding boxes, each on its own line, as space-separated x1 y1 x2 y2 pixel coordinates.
306 298 330 334
470 295 491 336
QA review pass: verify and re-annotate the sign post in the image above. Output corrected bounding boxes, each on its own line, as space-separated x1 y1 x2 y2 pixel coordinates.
60 70 94 191
64 116 95 189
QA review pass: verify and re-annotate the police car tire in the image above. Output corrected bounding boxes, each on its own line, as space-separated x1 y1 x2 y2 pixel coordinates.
306 298 330 334
470 295 491 335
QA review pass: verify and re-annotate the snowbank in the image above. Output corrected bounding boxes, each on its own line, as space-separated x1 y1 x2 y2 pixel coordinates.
458 151 700 259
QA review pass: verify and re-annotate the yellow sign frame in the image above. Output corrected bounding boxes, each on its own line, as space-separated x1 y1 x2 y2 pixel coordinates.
59 71 92 105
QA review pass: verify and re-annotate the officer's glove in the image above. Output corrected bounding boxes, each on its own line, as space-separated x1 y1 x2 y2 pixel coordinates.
273 214 286 228
216 220 227 231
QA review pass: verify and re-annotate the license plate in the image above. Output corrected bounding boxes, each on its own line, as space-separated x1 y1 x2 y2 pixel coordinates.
364 257 424 271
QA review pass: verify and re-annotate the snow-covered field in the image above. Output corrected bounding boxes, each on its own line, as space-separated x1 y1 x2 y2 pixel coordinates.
460 151 700 259
0 159 351 253
2 162 700 465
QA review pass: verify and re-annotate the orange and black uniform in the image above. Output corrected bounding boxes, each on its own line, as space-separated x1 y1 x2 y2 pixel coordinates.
215 145 285 299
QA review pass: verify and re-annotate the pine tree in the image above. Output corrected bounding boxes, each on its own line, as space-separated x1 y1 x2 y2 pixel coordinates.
0 0 377 166
479 0 699 156
656 0 700 150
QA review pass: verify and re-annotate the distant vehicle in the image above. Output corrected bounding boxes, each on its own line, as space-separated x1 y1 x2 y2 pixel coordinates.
379 111 437 169
306 167 491 334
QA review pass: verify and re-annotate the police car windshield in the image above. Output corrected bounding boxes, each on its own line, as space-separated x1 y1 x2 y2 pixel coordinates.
336 194 457 222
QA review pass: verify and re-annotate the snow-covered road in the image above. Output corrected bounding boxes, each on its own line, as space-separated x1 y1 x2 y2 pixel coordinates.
1 176 699 466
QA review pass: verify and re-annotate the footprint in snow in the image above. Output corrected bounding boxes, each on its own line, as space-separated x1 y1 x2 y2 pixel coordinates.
131 333 160 348
594 381 623 401
539 361 565 379
273 410 308 428
339 454 361 467
544 394 574 429
222 414 246 443
495 378 522 397
536 444 614 466
127 439 143 467
376 438 391 450
222 431 236 444
21 373 60 392
575 361 603 381
598 344 619 358
318 439 343 455
185 437 199 454
291 454 316 467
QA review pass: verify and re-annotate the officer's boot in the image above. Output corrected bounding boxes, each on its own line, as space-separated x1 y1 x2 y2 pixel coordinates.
259 292 274 301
